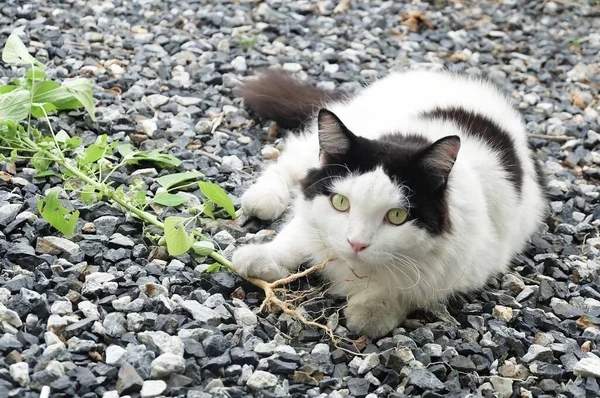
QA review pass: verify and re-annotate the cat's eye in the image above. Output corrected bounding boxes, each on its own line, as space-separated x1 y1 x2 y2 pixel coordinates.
330 193 350 212
386 208 408 225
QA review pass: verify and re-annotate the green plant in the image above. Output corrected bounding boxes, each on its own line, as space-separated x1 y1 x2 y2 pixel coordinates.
235 35 259 50
0 34 359 353
0 33 234 268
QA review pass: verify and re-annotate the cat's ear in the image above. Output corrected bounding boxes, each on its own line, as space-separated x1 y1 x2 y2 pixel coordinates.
418 135 461 189
317 109 355 160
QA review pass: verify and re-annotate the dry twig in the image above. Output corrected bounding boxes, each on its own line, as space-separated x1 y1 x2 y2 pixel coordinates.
240 260 367 356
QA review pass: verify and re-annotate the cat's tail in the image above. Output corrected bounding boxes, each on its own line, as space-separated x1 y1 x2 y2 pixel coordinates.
236 69 346 131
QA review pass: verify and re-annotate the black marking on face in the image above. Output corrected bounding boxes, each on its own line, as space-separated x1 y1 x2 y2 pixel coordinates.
301 109 460 235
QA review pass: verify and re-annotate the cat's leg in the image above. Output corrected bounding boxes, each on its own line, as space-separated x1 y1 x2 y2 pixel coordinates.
344 288 410 338
233 215 311 281
242 132 318 220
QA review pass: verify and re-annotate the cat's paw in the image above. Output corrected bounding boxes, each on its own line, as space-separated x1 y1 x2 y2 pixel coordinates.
232 244 286 282
241 179 290 221
344 302 403 339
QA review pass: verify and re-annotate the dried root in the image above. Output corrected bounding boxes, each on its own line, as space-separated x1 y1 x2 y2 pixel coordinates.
242 260 367 356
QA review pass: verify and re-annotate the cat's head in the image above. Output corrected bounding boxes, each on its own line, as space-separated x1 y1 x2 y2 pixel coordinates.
300 109 460 265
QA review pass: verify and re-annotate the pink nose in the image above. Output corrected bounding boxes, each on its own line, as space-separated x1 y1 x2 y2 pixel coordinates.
348 240 369 252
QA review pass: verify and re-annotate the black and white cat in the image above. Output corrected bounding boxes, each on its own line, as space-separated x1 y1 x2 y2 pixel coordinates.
232 69 547 338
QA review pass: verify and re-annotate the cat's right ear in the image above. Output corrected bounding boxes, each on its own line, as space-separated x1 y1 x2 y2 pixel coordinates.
317 109 355 161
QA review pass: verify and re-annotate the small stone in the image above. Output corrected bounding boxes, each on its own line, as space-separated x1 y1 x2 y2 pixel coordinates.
138 331 184 356
94 216 119 236
407 369 444 391
203 335 229 357
522 344 554 363
0 204 21 226
231 56 247 71
493 305 513 322
146 94 169 109
139 283 168 298
573 357 600 378
140 380 167 398
172 95 201 106
51 300 73 315
247 370 278 389
501 274 525 293
213 230 235 247
138 119 157 137
82 222 96 233
86 272 115 284
104 312 126 337
36 236 80 255
234 307 257 326
116 362 143 394
534 332 555 347
449 355 477 372
181 301 221 325
10 362 30 386
150 353 185 378
347 377 370 397
195 119 212 134
222 155 243 170
490 376 513 398
283 63 302 72
0 305 23 328
358 353 379 375
106 345 126 366
261 145 280 159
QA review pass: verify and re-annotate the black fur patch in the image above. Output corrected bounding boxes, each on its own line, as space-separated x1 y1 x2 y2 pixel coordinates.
301 133 455 235
421 107 524 195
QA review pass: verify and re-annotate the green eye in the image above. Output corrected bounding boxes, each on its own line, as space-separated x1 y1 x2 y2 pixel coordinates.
330 193 350 212
386 208 408 225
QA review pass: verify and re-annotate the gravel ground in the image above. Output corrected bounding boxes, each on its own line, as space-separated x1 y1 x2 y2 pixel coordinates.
1 0 600 397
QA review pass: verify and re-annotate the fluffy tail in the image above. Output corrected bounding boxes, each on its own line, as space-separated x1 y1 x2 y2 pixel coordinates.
236 69 345 130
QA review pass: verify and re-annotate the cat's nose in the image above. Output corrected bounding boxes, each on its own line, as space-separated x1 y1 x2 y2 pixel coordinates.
348 239 369 252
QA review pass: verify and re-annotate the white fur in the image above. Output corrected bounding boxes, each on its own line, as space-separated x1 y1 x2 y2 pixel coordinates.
233 69 546 338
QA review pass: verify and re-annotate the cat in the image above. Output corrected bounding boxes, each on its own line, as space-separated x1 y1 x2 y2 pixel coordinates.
232 68 547 338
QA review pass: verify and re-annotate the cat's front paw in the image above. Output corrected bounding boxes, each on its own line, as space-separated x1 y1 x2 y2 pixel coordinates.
232 244 286 282
344 302 403 339
241 179 290 221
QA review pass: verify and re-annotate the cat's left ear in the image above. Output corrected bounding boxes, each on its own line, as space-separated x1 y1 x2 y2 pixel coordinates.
418 135 461 189
317 109 356 161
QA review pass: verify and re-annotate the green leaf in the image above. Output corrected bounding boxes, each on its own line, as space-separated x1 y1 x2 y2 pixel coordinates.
206 263 221 273
31 152 52 171
0 88 31 122
1 33 44 68
157 171 204 191
127 149 182 168
32 81 72 104
133 190 148 206
192 241 215 256
65 136 82 150
0 85 18 94
80 185 96 205
0 120 19 141
164 217 194 256
202 202 214 219
152 193 188 207
25 70 46 80
37 188 79 237
198 181 236 219
117 144 134 157
30 102 58 119
82 144 105 163
34 170 56 178
64 79 96 122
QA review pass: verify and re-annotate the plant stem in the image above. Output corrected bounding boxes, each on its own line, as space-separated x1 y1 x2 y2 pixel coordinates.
38 144 232 268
